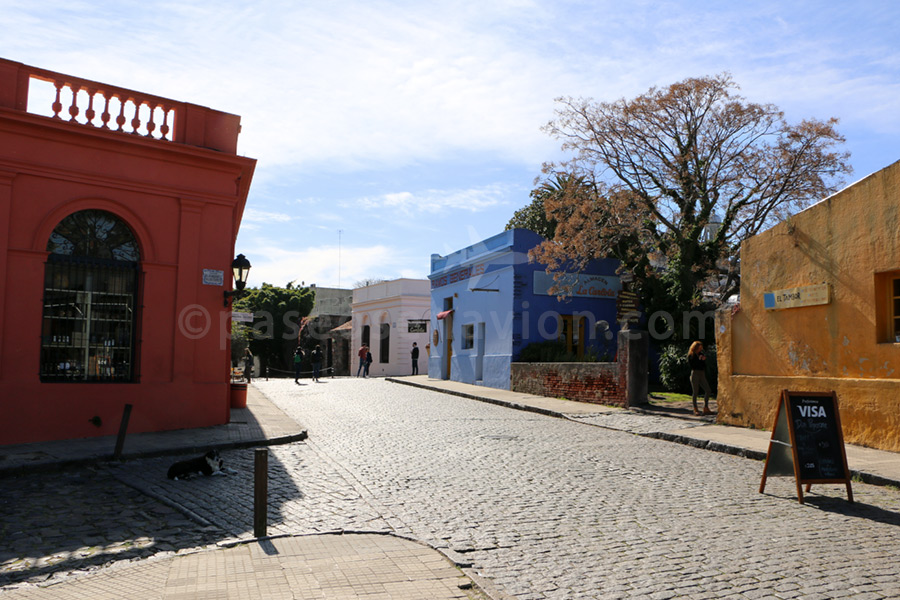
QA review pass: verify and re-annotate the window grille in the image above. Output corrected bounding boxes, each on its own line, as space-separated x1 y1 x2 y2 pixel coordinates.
40 210 140 383
40 256 139 382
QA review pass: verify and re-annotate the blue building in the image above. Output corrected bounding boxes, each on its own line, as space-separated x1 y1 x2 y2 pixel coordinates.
428 229 623 389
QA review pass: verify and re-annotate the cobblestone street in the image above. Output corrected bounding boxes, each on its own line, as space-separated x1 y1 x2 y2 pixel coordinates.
5 377 900 599
116 379 900 599
248 379 900 599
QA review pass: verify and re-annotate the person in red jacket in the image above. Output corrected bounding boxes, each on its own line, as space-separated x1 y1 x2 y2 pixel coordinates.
356 344 368 377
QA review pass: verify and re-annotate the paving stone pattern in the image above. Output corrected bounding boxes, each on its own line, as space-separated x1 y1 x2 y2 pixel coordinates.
2 534 484 600
7 377 900 599
0 467 221 588
110 439 393 539
251 379 900 600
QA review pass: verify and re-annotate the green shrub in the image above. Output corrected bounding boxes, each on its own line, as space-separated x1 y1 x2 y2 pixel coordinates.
659 342 717 394
659 343 689 393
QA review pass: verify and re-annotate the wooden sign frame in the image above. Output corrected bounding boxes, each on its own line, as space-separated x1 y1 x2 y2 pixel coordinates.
759 390 853 504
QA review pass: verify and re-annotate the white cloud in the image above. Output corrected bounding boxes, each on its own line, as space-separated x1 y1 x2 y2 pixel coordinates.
241 242 426 289
5 0 900 287
2 1 568 171
242 208 294 223
6 0 898 177
355 184 511 215
221 5 566 170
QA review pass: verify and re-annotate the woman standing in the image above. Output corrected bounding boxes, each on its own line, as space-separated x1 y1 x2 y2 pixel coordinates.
243 347 254 384
687 341 712 416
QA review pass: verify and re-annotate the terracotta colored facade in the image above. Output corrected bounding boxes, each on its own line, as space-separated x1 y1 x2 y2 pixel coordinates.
0 58 256 445
716 159 900 452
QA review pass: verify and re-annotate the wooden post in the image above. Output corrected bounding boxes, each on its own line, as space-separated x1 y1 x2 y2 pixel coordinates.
113 403 133 459
254 448 268 538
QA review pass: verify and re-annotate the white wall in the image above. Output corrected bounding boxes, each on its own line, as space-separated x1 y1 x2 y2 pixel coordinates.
351 279 430 377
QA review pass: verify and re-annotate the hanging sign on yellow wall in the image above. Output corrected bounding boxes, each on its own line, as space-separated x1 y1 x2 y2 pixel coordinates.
763 283 830 310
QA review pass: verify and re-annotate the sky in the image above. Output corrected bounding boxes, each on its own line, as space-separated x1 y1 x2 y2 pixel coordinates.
2 0 899 289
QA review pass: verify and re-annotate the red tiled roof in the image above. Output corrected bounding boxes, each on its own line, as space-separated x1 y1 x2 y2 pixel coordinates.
330 320 353 332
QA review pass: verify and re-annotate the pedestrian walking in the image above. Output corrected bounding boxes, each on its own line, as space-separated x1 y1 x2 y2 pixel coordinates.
411 342 419 375
357 344 368 377
687 341 713 415
364 348 373 377
242 347 254 384
293 346 304 384
311 344 323 382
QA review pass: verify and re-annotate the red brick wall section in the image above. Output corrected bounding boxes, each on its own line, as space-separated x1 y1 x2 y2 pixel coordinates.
510 329 638 407
510 362 627 407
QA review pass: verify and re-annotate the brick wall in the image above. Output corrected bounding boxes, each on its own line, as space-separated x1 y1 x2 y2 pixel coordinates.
510 330 647 408
510 361 626 406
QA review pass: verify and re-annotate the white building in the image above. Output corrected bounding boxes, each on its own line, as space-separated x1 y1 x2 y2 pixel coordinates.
351 279 430 377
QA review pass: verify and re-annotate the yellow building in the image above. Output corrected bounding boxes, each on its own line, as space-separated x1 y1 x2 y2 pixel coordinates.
716 158 900 452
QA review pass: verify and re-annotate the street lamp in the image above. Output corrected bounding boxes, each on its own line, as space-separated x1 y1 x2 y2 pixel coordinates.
224 253 251 306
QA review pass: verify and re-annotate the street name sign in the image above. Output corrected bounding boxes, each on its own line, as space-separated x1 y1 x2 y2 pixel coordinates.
763 283 829 310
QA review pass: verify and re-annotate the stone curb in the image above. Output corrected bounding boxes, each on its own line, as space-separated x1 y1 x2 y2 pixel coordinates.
641 431 767 460
0 431 308 479
640 432 900 488
387 377 568 419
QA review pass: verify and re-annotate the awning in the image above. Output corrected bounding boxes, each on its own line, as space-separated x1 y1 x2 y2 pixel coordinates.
329 319 353 333
436 309 454 320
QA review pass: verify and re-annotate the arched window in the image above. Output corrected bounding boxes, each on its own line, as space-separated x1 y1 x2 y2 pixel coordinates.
40 210 141 382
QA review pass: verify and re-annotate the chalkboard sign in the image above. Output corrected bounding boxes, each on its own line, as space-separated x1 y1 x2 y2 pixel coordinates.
759 391 853 504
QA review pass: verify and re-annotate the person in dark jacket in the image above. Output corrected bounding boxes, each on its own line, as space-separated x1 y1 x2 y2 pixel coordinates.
364 349 373 377
293 346 304 384
311 344 323 382
411 342 420 375
687 341 712 416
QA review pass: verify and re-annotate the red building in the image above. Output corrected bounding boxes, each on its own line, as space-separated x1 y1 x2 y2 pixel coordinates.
0 58 256 445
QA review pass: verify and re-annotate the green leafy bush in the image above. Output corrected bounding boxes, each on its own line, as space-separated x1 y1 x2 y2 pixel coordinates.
658 343 690 393
659 342 717 394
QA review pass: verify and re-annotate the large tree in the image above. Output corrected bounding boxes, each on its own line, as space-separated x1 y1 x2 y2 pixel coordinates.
233 282 315 373
530 73 851 332
505 173 582 239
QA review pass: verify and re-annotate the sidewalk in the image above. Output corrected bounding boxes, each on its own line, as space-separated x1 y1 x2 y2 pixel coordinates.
389 375 900 488
2 534 485 600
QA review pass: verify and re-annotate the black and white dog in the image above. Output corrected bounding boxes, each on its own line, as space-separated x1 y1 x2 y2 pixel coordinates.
167 450 224 480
